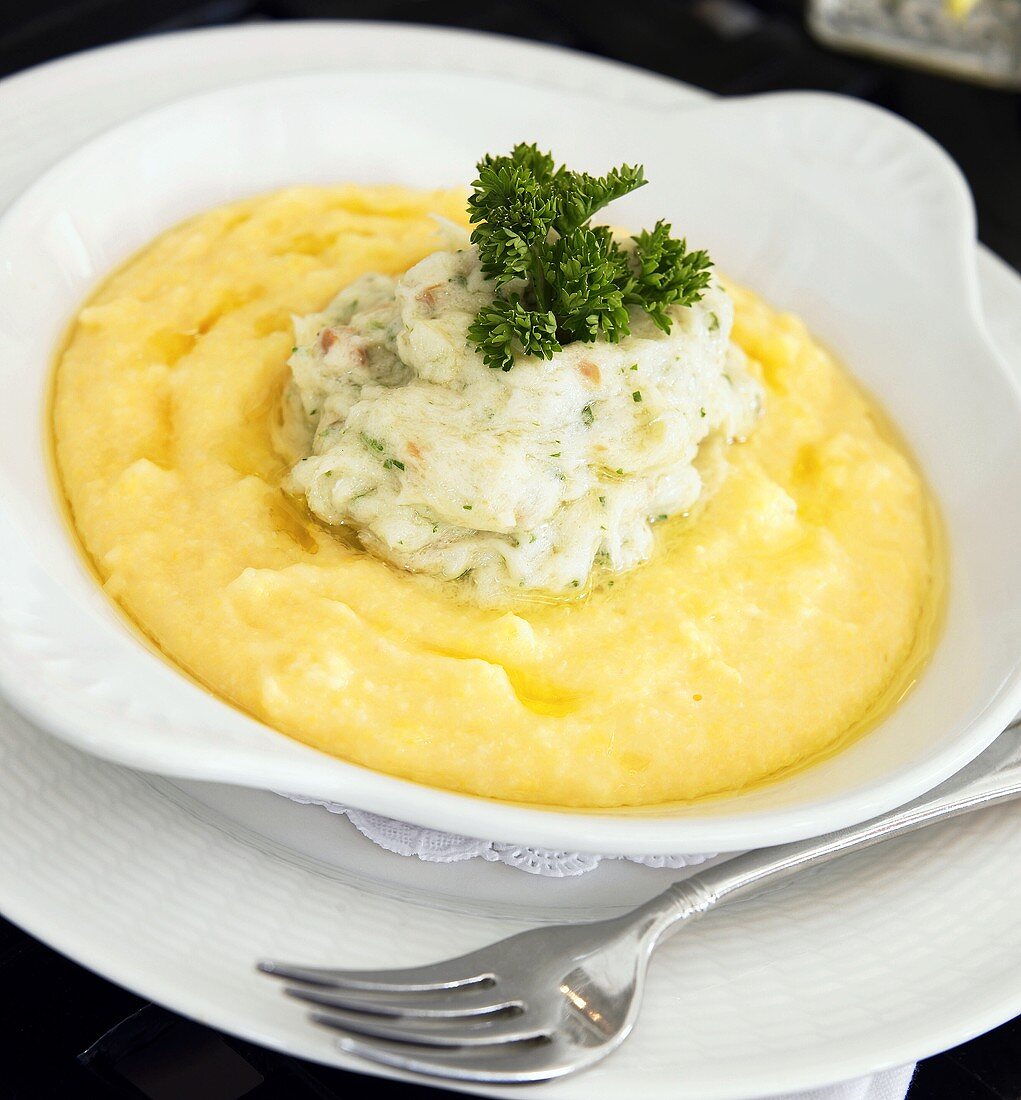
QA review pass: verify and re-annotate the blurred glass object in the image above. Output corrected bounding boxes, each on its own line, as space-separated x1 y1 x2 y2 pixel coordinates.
808 0 1021 87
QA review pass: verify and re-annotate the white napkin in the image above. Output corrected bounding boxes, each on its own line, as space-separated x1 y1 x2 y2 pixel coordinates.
779 1064 915 1099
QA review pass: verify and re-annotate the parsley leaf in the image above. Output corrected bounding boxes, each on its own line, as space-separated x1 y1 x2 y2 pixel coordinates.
629 221 713 333
468 294 559 371
467 143 712 369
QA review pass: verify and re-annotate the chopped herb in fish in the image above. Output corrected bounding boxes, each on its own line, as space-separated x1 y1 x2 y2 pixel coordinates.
284 151 763 605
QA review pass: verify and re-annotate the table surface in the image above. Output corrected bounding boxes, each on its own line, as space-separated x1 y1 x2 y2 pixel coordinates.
0 2 1018 1098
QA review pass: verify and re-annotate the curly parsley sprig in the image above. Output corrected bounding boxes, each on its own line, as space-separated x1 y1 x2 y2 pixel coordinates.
466 143 712 371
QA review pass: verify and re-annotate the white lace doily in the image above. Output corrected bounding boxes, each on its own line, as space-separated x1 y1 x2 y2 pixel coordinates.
284 794 714 877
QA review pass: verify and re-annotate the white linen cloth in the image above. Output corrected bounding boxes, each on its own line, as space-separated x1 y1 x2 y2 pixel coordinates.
781 1065 915 1099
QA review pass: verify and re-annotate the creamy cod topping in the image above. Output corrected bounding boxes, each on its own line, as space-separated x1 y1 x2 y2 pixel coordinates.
52 186 941 808
286 247 762 602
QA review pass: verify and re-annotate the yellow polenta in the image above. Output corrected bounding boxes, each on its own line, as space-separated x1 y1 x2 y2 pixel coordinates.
52 185 941 808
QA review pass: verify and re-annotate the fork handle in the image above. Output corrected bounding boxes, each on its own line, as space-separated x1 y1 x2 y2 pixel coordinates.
641 723 1021 941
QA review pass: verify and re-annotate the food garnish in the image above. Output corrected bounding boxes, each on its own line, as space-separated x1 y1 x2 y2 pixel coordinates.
467 144 713 371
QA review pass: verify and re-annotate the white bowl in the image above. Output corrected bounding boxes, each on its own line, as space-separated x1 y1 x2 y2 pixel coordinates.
0 72 1019 855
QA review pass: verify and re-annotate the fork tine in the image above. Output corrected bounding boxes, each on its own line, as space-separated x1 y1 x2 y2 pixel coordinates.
284 983 517 1018
258 958 493 992
310 1008 546 1048
328 1029 580 1083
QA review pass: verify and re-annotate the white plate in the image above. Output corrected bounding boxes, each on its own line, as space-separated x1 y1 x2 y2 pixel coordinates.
1 31 1020 856
1 26 1020 1099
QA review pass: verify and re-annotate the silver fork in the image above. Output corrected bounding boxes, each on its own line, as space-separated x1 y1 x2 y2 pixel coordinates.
260 722 1021 1084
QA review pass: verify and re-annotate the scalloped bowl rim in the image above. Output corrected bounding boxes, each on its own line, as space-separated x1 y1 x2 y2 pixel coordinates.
0 72 1020 854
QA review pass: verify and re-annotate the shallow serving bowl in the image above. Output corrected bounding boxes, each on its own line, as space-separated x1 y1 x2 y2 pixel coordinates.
0 72 1019 855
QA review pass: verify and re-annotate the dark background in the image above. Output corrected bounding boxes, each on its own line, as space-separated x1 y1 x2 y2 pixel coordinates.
1 2 1018 1098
